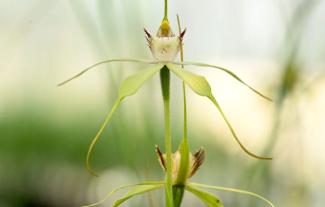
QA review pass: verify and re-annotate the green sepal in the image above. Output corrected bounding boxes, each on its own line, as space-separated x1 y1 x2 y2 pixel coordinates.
82 181 164 207
170 61 272 101
118 63 164 98
57 58 156 86
166 63 272 160
186 184 223 207
86 63 164 176
81 184 135 207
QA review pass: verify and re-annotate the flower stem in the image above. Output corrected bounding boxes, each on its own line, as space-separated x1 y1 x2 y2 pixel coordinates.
164 0 168 20
160 66 173 207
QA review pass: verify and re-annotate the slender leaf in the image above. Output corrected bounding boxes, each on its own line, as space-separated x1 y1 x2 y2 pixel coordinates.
57 58 156 86
185 185 223 207
86 64 164 176
112 184 163 207
190 183 275 207
167 63 272 160
170 61 272 101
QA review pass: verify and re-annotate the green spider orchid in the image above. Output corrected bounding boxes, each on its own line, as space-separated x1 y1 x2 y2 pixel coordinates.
59 0 275 206
81 143 275 207
58 17 272 176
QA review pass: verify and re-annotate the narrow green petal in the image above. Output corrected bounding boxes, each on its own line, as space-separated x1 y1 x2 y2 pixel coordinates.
81 183 134 207
112 184 163 207
86 99 121 176
170 61 272 101
57 58 157 86
167 63 272 160
86 64 164 176
190 183 275 207
208 96 272 160
185 185 223 207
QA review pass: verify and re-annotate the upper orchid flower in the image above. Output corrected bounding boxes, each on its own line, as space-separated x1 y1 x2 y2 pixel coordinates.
58 18 272 177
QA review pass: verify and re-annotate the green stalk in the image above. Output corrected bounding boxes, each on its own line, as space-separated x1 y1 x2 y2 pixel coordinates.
160 66 173 207
177 14 187 139
164 0 168 20
172 185 185 207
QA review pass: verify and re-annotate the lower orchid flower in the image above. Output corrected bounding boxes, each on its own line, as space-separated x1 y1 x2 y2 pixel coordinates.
82 142 274 207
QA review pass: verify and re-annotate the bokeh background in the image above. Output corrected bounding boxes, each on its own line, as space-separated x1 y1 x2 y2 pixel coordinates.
1 0 325 206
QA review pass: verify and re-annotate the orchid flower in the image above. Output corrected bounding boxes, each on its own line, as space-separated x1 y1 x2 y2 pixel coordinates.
59 0 275 206
59 15 272 176
81 144 274 207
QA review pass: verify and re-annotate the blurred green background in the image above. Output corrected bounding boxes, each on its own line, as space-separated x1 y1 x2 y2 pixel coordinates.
1 0 325 206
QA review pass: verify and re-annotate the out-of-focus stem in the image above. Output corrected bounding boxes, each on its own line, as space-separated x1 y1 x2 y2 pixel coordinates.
177 14 187 139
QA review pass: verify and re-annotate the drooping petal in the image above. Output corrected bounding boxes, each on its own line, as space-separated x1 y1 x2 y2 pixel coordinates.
166 63 272 160
170 61 272 101
86 64 164 176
